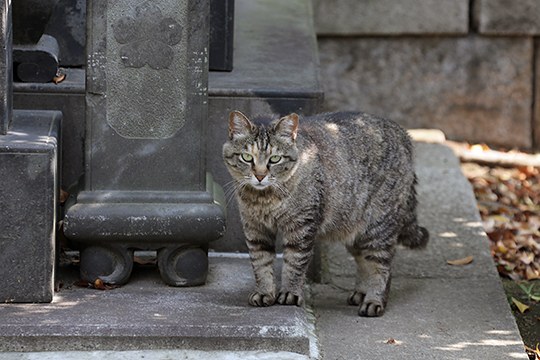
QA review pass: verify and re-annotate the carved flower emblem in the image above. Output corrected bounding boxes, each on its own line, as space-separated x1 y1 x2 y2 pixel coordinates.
113 2 182 70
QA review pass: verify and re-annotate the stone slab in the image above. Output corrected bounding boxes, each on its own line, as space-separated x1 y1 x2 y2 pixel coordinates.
314 142 527 359
313 278 527 360
319 36 533 149
14 68 86 188
313 0 469 35
0 110 61 303
476 0 540 35
0 256 312 355
0 350 309 360
208 0 321 101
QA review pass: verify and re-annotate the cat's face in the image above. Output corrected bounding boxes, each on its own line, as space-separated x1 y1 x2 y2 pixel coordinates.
223 111 299 191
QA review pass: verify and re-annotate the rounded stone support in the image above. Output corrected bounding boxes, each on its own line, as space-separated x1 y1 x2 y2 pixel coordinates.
80 246 134 285
158 246 208 286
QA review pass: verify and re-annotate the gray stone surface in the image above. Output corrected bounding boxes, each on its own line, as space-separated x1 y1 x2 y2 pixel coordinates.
0 256 312 355
313 279 527 360
313 0 469 35
476 0 540 35
85 0 208 190
0 350 309 360
318 36 533 148
64 0 226 285
0 110 61 303
0 0 12 134
207 0 323 252
14 68 86 188
314 142 527 359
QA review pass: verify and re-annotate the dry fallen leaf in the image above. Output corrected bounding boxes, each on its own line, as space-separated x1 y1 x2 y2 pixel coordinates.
385 338 396 345
447 256 474 266
53 71 66 84
511 297 530 314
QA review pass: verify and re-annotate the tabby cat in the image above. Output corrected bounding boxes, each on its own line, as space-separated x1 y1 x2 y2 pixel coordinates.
222 110 428 317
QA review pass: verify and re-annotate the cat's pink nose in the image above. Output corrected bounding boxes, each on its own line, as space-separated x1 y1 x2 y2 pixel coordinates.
255 174 266 182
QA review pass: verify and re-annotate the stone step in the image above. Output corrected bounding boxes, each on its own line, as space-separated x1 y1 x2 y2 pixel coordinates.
313 142 528 359
0 255 315 357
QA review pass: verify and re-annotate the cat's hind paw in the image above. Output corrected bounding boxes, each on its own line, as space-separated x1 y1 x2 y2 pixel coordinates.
348 291 385 317
248 292 276 307
277 291 304 306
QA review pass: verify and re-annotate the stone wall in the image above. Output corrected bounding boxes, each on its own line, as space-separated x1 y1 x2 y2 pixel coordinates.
313 0 540 150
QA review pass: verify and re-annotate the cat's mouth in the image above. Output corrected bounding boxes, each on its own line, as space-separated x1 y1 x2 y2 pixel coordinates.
251 182 271 190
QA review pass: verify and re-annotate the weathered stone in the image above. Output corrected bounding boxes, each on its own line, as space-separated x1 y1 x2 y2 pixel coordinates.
0 256 313 354
476 0 540 35
319 36 533 148
313 0 469 35
0 110 61 303
13 34 60 83
0 0 12 134
209 0 234 71
14 68 86 188
44 0 86 66
64 0 226 286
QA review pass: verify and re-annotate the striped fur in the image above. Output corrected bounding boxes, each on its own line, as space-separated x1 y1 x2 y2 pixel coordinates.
223 111 429 316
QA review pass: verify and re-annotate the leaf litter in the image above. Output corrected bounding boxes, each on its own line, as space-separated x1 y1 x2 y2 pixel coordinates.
461 156 539 359
461 163 540 281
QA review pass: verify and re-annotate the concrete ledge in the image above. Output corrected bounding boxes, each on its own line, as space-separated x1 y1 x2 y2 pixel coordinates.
0 256 313 355
314 142 528 359
476 0 540 35
313 0 469 35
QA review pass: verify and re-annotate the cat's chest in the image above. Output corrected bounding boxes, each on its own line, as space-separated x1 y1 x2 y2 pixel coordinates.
238 193 290 227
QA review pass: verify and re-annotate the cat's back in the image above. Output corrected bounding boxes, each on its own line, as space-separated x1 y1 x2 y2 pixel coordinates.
299 111 413 163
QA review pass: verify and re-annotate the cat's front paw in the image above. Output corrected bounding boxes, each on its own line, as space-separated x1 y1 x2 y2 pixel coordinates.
248 292 276 307
276 291 304 306
348 291 385 317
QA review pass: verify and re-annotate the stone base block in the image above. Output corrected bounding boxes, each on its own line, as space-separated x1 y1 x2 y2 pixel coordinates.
0 110 61 303
318 36 533 149
63 174 226 285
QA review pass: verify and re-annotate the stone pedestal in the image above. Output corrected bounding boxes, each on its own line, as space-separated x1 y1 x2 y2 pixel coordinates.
0 110 61 303
64 0 226 286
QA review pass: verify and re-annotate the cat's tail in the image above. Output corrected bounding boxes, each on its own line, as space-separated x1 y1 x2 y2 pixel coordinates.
397 177 429 249
398 223 429 249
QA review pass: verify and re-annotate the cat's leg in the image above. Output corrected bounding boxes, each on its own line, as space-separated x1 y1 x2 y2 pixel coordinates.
244 224 277 307
346 239 396 317
277 230 316 306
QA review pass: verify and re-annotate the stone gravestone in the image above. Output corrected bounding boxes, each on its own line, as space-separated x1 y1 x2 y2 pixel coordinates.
64 0 226 286
0 0 61 303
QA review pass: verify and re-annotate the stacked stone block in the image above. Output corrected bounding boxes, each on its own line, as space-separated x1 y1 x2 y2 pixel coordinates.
313 0 540 150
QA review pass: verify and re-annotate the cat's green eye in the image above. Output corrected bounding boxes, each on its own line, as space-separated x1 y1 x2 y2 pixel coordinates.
269 155 282 164
241 153 253 162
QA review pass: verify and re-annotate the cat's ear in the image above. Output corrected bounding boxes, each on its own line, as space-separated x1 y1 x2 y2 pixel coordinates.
275 113 299 141
228 111 254 140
